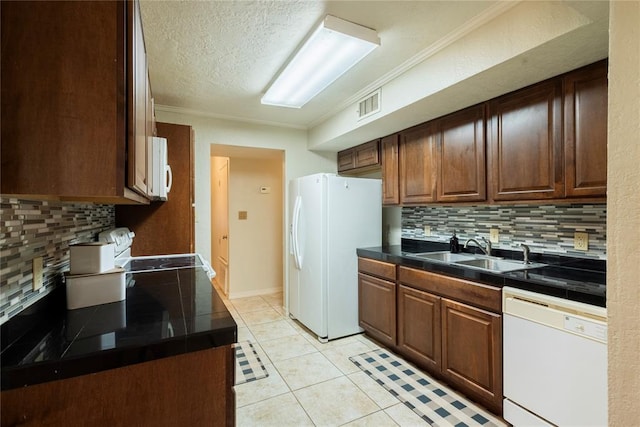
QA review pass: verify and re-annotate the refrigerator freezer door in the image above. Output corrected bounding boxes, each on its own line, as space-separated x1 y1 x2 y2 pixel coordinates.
295 175 327 337
288 180 300 319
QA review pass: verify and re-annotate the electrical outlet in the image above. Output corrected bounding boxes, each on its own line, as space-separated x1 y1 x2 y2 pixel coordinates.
489 228 499 243
574 232 589 251
423 226 431 236
32 257 43 291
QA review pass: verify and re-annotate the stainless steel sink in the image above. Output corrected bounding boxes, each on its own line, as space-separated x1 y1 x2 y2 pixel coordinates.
407 251 545 273
411 251 476 263
454 258 545 273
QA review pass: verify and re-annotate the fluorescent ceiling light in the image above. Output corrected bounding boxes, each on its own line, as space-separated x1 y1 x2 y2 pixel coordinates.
261 15 380 109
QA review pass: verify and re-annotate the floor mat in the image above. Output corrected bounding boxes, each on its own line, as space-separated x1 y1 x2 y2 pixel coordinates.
350 349 506 427
234 340 269 385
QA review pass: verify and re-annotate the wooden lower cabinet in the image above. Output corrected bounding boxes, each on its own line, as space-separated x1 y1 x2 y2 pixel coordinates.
441 298 502 415
393 265 503 415
397 285 441 371
1 346 235 426
358 273 396 347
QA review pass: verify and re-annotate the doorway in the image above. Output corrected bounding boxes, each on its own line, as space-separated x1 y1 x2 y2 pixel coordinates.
210 145 285 300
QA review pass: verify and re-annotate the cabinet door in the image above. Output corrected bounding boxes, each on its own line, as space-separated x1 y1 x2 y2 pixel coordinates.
564 60 608 198
358 273 396 347
437 105 486 202
441 298 502 414
381 134 400 205
354 140 380 169
488 80 563 201
397 285 441 372
399 123 437 204
337 149 355 172
128 0 148 196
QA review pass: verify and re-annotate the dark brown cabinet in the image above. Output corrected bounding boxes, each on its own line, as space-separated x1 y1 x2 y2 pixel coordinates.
396 266 503 414
399 123 437 204
357 258 396 347
128 0 150 196
488 79 564 201
337 140 380 173
437 104 486 202
564 60 608 198
116 123 195 255
1 346 235 426
397 285 441 371
381 134 400 205
441 298 502 415
1 0 152 204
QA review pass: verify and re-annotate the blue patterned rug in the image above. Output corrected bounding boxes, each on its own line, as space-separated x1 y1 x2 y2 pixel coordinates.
350 349 505 426
234 340 268 385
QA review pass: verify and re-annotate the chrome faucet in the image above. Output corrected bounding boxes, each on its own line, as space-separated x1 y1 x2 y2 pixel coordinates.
464 237 492 256
521 243 531 264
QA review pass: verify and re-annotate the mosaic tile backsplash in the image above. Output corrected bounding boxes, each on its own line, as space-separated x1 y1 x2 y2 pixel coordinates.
402 204 606 259
0 198 115 324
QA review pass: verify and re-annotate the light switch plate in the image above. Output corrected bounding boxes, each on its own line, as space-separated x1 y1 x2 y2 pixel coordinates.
489 228 499 243
423 226 431 236
574 232 589 251
32 257 43 291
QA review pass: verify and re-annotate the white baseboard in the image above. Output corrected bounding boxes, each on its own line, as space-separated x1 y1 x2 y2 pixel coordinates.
229 287 282 300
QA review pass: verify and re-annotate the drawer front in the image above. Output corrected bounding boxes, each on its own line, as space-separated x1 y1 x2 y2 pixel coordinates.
398 266 501 313
358 257 396 281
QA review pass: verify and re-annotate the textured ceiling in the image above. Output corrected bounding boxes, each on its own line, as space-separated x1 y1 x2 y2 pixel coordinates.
139 0 497 129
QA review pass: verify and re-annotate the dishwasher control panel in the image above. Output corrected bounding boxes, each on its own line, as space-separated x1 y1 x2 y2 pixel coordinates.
564 315 608 341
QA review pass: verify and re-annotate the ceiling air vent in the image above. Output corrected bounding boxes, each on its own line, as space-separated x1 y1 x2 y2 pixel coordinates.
357 89 381 121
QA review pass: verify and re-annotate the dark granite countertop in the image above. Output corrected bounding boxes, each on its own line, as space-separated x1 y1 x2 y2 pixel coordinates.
357 239 606 308
1 268 237 391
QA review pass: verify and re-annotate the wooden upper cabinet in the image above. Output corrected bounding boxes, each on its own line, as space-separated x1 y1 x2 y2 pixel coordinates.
337 149 356 172
337 140 380 173
488 79 564 201
564 60 608 198
0 0 150 204
381 134 400 205
437 104 486 203
128 0 148 196
399 123 437 204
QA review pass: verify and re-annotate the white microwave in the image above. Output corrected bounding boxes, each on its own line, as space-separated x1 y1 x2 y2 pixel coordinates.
148 137 172 201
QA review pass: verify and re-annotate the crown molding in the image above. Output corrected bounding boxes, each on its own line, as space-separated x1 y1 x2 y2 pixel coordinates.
154 104 309 131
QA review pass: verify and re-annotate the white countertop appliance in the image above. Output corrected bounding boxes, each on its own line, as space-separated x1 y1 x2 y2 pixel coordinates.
288 173 381 342
502 287 607 426
97 227 215 279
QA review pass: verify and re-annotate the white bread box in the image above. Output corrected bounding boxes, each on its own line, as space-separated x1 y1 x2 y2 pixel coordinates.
69 242 115 274
65 268 125 310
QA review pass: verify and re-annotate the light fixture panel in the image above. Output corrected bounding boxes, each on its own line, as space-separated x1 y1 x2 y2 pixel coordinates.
261 15 380 108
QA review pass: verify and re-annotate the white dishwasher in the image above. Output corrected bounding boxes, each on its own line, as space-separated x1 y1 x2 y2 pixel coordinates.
502 287 607 427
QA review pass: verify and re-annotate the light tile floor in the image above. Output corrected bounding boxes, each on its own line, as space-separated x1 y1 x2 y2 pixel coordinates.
224 291 473 426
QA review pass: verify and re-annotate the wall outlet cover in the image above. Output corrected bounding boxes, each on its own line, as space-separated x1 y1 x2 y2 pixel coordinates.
423 225 431 236
574 232 589 251
489 228 499 243
32 257 43 291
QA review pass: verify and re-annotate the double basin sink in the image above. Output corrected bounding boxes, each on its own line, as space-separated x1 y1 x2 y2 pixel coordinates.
407 251 545 273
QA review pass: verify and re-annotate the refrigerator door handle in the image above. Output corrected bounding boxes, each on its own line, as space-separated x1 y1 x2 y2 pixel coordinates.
291 196 303 270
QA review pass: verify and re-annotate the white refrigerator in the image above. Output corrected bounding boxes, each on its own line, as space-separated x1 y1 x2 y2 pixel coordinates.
289 173 382 341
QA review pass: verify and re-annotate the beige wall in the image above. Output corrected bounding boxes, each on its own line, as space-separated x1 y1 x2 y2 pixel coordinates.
227 156 284 298
607 1 640 424
155 111 336 265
